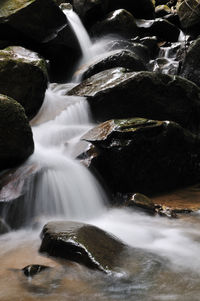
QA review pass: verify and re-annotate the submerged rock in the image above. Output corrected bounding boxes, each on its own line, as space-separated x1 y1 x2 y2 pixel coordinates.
40 221 126 272
82 118 200 194
0 46 48 119
0 94 34 171
22 265 51 278
180 38 200 88
76 49 146 80
0 0 66 43
68 68 200 133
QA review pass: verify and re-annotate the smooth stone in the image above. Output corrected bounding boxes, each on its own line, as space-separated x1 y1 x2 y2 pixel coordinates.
0 46 48 119
68 68 200 133
0 94 34 171
40 221 127 272
180 38 200 88
81 118 200 194
76 49 146 81
90 9 138 38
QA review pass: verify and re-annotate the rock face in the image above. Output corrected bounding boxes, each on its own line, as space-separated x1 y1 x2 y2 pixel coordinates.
180 38 200 88
91 9 137 38
177 0 200 30
72 0 155 27
0 94 34 171
0 46 48 119
77 49 146 80
82 118 200 194
40 221 126 272
0 0 66 43
68 68 200 133
137 18 180 42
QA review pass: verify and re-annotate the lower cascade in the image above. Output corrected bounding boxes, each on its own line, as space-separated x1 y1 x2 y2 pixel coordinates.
1 2 200 301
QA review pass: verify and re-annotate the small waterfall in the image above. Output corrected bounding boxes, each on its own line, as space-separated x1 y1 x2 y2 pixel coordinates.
63 8 93 61
2 86 107 227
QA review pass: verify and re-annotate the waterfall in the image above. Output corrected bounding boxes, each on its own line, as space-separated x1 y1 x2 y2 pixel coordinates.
63 8 93 61
2 85 107 227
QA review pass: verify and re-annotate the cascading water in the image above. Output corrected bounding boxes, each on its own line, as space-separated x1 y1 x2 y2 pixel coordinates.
63 8 93 61
1 9 200 301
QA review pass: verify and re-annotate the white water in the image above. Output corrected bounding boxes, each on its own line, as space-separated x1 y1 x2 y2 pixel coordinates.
27 85 107 224
1 9 200 301
63 8 93 61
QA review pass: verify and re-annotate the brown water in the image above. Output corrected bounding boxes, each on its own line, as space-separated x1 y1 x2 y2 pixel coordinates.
1 211 200 301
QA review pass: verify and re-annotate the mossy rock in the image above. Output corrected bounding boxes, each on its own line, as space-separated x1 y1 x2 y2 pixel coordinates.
68 68 200 133
0 46 48 120
0 0 67 43
40 221 126 272
82 118 200 194
0 94 34 170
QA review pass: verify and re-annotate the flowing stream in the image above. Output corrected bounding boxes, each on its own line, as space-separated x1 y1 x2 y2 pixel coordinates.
1 8 200 301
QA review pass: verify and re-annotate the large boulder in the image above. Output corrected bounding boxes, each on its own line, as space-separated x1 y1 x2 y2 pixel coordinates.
90 9 138 38
106 0 155 20
0 0 66 43
180 38 200 88
72 0 155 28
137 18 180 42
177 0 200 30
40 221 126 272
0 46 48 119
68 68 200 133
0 94 34 171
81 118 200 194
76 49 147 80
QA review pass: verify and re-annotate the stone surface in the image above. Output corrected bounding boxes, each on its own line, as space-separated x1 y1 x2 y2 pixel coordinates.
68 68 200 133
76 49 146 80
82 118 200 194
0 46 48 119
180 38 200 88
40 221 126 272
22 265 51 278
91 9 138 38
177 0 200 29
0 94 34 171
0 0 67 43
137 18 180 42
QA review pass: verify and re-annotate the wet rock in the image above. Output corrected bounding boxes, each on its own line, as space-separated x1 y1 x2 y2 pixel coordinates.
0 46 48 120
139 36 159 58
68 68 200 133
22 265 51 278
155 5 171 17
0 218 10 234
0 94 34 171
72 0 155 27
106 40 150 63
81 118 200 195
77 49 146 81
0 163 39 229
40 221 126 272
106 0 155 20
177 0 200 30
91 9 137 38
125 193 155 212
124 193 177 217
0 0 66 43
180 38 200 88
152 183 200 213
137 18 180 42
